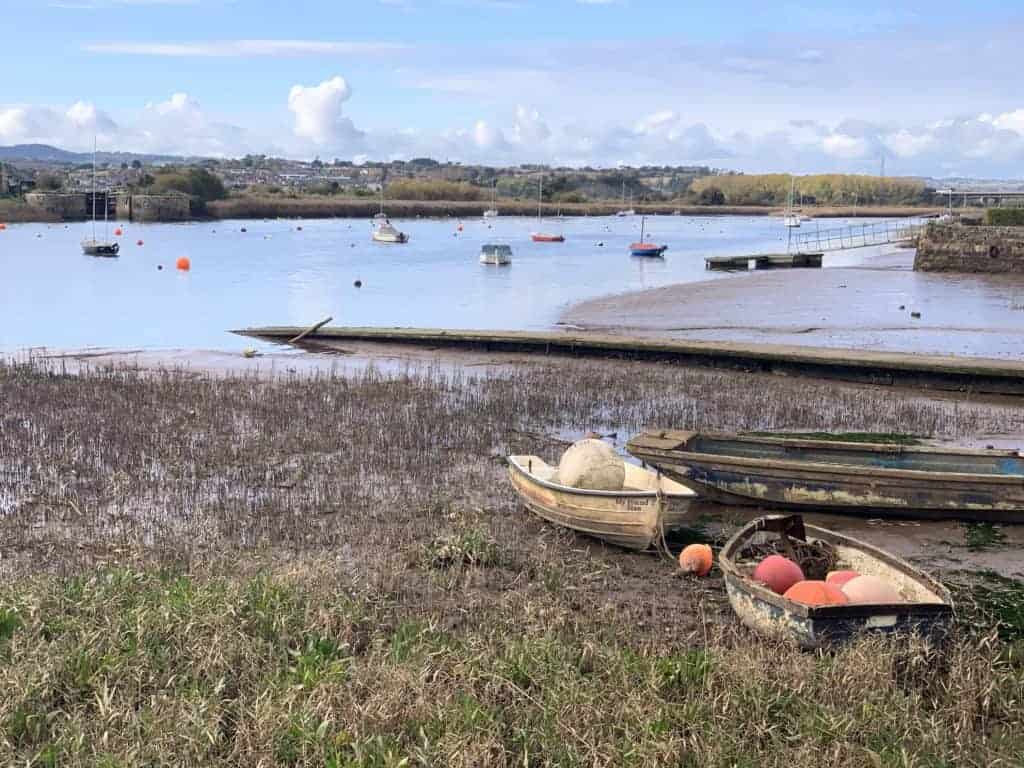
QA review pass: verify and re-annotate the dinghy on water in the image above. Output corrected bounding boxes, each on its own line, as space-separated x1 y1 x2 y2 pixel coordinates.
507 454 695 551
627 430 1024 522
720 515 953 649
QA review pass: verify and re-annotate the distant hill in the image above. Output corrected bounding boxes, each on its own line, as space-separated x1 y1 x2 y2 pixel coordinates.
0 144 187 166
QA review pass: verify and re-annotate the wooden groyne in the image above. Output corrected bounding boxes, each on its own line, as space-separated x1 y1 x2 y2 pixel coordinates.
235 326 1024 396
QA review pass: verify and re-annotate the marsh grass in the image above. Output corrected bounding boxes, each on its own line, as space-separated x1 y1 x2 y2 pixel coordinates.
2 359 1024 765
0 567 1021 767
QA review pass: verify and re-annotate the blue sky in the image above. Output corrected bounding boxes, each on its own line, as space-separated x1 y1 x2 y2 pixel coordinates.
3 1 1024 176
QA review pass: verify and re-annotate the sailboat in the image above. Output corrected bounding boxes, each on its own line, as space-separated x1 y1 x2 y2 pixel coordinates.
783 177 801 228
81 138 119 257
629 216 667 257
530 175 564 242
616 180 635 217
483 180 499 218
372 180 409 243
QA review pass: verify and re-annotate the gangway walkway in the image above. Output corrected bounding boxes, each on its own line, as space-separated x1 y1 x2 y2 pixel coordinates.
791 217 928 254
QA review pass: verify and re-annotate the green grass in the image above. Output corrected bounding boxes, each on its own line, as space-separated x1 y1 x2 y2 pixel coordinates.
961 522 1007 551
951 570 1024 642
1 567 1022 767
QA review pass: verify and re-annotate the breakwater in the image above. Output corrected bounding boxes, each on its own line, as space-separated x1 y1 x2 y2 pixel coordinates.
237 325 1024 396
915 222 1024 273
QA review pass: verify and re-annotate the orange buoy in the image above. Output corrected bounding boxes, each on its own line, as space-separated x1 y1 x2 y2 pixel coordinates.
825 570 860 588
678 543 713 576
176 256 191 271
753 555 804 595
783 580 848 607
841 575 903 604
114 228 123 236
0 223 7 230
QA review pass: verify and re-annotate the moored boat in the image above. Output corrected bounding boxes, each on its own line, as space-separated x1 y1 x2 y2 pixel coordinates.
531 174 565 243
81 138 119 258
372 213 409 244
626 430 1024 522
628 216 667 257
479 243 512 265
719 514 953 648
507 454 695 550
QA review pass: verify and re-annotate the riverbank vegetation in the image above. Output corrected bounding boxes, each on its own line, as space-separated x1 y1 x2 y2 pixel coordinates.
689 174 930 207
1 359 1022 765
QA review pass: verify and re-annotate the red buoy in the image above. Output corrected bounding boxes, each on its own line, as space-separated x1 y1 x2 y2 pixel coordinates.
176 256 191 271
114 228 123 236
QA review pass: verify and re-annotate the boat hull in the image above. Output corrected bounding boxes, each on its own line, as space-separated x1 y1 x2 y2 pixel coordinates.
720 515 953 649
507 455 694 550
531 233 564 243
82 241 120 257
372 232 409 244
629 244 667 257
627 430 1024 523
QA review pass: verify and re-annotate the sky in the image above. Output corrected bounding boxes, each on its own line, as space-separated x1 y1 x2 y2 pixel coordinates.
3 0 1024 176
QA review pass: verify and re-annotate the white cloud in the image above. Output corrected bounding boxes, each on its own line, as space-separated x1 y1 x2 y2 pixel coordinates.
511 105 550 144
288 76 364 149
821 133 869 160
83 40 409 57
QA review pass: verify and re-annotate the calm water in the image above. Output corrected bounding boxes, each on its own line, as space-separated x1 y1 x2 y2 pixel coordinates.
0 214 924 351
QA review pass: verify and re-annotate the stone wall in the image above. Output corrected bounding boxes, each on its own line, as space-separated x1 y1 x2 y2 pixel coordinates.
25 192 88 219
117 194 192 222
914 223 1024 273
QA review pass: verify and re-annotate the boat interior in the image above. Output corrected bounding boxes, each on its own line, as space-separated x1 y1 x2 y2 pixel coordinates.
691 435 1024 476
510 455 693 494
733 530 947 604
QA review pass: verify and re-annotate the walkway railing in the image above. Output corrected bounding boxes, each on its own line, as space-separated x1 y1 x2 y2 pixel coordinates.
792 217 927 254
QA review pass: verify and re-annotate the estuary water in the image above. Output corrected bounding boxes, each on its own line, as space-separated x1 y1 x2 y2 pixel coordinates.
0 213 1017 354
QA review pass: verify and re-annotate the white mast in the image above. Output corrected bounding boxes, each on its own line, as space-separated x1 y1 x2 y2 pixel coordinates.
537 175 543 222
91 136 97 242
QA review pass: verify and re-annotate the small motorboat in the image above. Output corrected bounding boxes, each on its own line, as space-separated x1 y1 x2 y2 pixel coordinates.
372 214 409 244
629 216 667 257
483 208 499 218
531 232 564 243
479 243 512 265
719 515 953 648
507 454 695 551
626 430 1024 522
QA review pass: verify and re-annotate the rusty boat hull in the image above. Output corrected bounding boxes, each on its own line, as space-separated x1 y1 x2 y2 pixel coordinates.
626 430 1024 523
720 515 953 649
507 455 695 551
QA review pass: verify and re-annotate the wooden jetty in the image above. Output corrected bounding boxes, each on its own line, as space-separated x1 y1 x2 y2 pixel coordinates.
235 325 1024 396
705 253 823 271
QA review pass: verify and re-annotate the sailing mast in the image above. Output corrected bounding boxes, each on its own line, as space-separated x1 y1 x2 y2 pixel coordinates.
91 136 97 242
537 175 543 222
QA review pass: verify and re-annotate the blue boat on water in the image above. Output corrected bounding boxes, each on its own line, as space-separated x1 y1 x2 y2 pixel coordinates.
628 216 667 257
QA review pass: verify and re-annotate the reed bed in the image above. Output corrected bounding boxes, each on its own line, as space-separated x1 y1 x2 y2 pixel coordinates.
1 359 1023 766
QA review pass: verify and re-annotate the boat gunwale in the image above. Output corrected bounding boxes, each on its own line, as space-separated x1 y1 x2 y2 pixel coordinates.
718 515 954 620
507 455 695 500
628 431 1024 486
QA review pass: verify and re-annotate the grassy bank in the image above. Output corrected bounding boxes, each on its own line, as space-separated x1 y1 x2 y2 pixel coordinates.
2 566 1021 767
1 360 1023 765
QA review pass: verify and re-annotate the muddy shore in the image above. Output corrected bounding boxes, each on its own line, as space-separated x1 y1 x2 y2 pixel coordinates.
562 249 1024 360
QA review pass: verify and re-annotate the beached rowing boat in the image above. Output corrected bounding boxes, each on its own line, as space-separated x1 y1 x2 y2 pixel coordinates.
507 454 695 550
626 430 1024 523
719 515 953 648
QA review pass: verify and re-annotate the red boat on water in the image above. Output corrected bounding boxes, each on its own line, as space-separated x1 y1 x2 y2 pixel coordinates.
531 174 566 243
628 216 667 257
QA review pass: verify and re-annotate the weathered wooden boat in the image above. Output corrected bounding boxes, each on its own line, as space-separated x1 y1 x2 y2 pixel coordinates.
719 515 953 648
627 430 1024 523
507 454 696 550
